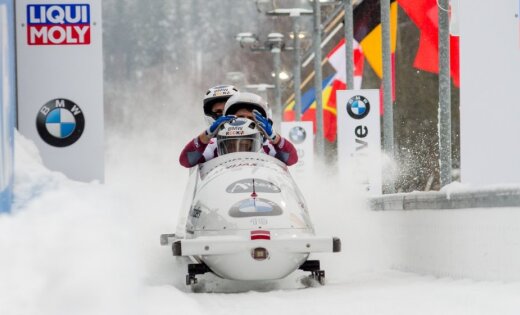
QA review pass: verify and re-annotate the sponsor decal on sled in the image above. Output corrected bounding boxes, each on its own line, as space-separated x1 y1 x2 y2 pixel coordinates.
226 178 281 193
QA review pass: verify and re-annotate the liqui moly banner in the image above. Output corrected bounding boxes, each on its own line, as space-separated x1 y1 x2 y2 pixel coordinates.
281 121 314 176
337 90 382 195
26 4 91 45
16 1 104 182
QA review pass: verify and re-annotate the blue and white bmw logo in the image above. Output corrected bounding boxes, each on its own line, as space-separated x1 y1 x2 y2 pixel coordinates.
36 99 85 147
346 95 370 119
288 126 306 144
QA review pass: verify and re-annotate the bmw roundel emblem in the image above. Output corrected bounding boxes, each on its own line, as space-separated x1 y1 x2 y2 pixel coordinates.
288 126 306 144
346 95 370 119
36 98 85 147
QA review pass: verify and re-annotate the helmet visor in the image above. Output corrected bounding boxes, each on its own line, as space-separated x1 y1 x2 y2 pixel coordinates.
208 108 223 120
217 136 262 155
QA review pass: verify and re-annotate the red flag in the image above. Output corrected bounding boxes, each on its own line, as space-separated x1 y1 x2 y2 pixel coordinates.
323 79 346 142
398 0 460 87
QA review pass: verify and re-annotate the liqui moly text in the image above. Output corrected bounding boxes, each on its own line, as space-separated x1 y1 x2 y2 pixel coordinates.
26 4 91 45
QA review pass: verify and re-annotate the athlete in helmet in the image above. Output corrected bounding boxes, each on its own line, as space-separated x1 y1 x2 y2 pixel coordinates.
179 92 298 167
223 92 297 166
179 84 239 163
203 85 239 125
223 92 277 140
216 117 264 155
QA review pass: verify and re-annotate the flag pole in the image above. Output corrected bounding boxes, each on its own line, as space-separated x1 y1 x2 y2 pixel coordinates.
438 0 452 187
312 0 325 157
381 0 395 193
344 0 354 90
292 13 303 121
272 45 283 129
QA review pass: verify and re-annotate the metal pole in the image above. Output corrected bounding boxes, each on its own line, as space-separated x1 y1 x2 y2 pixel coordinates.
312 0 324 156
438 0 452 187
272 47 283 127
292 14 303 121
344 0 354 89
381 0 395 193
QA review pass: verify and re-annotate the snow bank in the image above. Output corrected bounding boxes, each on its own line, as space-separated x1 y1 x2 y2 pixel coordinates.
0 132 203 315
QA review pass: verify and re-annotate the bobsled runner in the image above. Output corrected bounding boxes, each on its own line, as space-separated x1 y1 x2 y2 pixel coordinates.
161 152 340 289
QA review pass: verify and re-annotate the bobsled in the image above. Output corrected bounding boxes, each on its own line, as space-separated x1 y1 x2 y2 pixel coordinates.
161 152 340 287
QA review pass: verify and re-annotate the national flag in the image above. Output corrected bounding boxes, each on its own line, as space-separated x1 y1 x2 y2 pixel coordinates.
353 0 398 112
397 0 460 87
284 75 343 142
326 38 364 90
353 0 398 79
250 230 271 240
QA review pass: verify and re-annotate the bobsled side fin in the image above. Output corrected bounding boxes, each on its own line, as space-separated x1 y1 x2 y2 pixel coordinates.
173 241 182 256
160 233 176 246
333 237 341 252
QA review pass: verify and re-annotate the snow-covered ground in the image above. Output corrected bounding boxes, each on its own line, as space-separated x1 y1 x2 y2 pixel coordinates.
1 132 520 315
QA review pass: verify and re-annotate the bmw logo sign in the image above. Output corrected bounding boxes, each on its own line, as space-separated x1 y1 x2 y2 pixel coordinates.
346 95 370 119
36 99 85 147
288 126 306 144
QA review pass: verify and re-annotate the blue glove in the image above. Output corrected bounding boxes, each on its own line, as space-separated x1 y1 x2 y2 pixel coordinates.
253 110 276 141
205 115 235 138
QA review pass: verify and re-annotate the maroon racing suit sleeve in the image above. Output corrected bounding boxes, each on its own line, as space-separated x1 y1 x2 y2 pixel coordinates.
179 136 212 168
270 136 298 166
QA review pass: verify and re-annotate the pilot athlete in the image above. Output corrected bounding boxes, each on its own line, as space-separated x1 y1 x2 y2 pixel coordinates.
202 85 239 125
179 92 298 168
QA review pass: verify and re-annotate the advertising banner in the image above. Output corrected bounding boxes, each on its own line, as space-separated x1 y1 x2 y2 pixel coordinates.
281 121 314 177
337 89 382 195
15 0 104 182
459 0 520 185
0 0 15 213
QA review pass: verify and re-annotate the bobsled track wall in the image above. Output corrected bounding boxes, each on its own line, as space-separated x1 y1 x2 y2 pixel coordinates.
0 0 15 214
369 188 520 282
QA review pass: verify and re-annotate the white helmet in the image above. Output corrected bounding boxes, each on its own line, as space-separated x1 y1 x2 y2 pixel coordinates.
216 117 263 155
224 92 271 119
203 85 239 121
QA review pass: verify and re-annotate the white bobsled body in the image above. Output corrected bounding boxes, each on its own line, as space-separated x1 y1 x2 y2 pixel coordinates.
166 152 340 282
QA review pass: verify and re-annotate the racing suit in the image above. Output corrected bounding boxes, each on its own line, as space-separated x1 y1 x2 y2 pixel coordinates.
179 136 298 168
